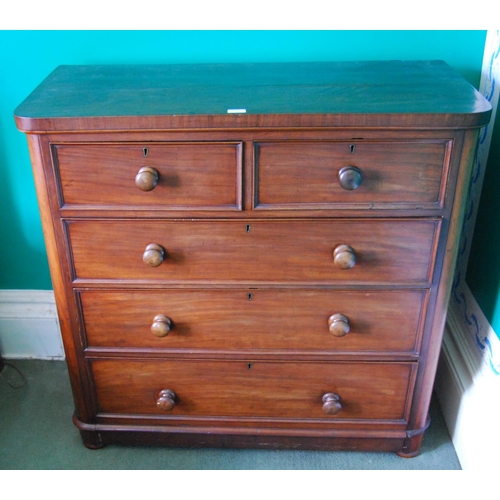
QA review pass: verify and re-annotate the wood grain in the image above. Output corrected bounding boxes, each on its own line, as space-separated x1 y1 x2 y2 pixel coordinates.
53 142 242 210
67 219 440 284
14 61 491 131
255 140 451 209
14 61 491 455
79 289 427 353
91 359 414 421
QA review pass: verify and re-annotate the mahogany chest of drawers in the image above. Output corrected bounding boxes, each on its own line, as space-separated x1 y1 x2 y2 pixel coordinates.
15 61 491 457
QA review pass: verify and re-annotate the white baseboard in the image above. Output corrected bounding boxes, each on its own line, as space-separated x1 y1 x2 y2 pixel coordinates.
0 290 64 359
436 282 500 470
435 30 500 472
2 286 498 470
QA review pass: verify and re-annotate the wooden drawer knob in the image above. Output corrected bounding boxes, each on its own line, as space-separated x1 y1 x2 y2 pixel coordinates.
143 243 165 267
338 166 362 190
151 314 172 337
328 313 350 337
333 244 356 270
322 392 342 415
135 166 159 191
157 389 176 411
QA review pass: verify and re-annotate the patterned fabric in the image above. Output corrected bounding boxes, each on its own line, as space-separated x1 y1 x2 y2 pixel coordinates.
451 30 500 377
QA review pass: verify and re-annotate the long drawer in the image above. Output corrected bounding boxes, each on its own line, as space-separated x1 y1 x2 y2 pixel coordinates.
254 139 451 209
52 142 243 210
80 289 427 353
91 359 415 421
67 219 440 284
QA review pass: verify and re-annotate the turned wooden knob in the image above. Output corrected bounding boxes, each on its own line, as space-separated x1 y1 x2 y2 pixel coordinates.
135 166 159 191
157 389 176 411
328 313 350 337
151 314 172 337
322 393 342 415
338 166 362 190
143 243 165 267
333 244 356 270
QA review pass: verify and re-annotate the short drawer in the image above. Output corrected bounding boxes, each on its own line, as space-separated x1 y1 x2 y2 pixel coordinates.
52 142 242 210
254 140 452 209
68 219 440 284
80 289 427 354
91 359 415 421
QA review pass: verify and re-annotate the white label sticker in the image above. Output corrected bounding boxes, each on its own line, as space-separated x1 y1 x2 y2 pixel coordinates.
227 109 247 113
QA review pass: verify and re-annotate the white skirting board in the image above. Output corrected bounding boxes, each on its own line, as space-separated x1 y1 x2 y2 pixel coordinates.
0 290 64 360
436 282 500 471
434 29 500 471
1 286 499 471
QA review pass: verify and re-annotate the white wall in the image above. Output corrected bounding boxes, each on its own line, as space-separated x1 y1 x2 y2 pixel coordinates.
0 290 63 359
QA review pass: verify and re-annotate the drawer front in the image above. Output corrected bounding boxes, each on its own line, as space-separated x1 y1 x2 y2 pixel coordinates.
91 359 415 421
68 219 439 284
53 142 242 210
80 289 427 353
255 140 451 209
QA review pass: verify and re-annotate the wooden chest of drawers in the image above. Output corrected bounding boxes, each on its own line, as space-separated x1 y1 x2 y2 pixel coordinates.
15 61 491 457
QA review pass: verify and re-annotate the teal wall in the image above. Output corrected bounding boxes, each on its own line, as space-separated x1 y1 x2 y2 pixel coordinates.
467 109 500 335
0 30 487 291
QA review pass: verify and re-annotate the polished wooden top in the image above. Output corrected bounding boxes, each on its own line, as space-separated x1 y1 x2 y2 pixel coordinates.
14 60 491 131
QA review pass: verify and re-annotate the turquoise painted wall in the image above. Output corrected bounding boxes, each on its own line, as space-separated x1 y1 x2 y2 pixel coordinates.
0 30 487 291
467 109 500 335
